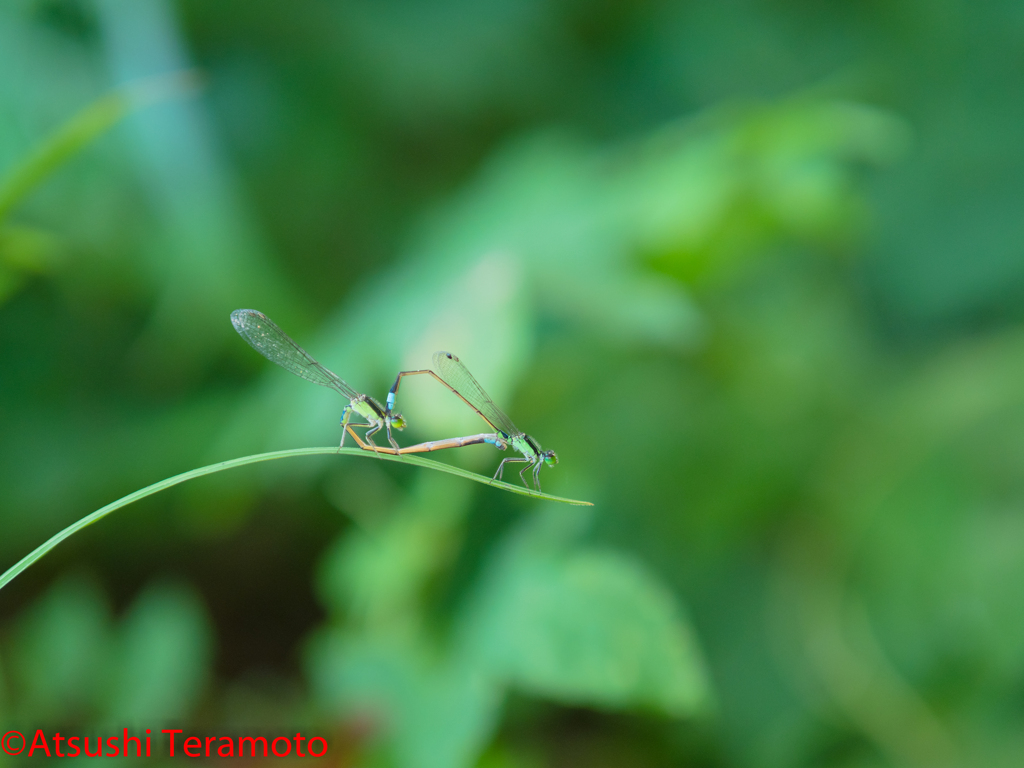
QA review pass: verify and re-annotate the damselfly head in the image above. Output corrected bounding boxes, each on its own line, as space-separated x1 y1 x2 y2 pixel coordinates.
390 413 407 430
542 450 558 467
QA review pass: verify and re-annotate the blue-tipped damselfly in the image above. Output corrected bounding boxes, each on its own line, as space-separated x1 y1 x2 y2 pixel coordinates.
230 309 406 451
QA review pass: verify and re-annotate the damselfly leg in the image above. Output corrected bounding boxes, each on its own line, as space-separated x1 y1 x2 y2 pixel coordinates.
384 421 401 451
494 456 531 486
339 406 378 451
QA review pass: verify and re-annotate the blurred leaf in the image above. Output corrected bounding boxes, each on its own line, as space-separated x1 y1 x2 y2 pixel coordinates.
0 224 61 271
3 574 212 740
308 628 501 768
318 473 474 623
0 70 198 310
332 0 558 121
8 574 113 723
626 100 909 284
0 224 62 305
463 513 710 717
95 0 302 374
0 72 198 223
104 581 212 723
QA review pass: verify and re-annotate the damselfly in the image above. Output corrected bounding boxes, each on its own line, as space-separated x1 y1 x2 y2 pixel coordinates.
230 309 406 451
386 352 557 490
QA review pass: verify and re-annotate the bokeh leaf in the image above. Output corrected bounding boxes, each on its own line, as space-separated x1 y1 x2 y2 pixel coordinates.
0 72 197 222
104 581 213 723
8 574 112 723
308 628 501 768
463 523 710 716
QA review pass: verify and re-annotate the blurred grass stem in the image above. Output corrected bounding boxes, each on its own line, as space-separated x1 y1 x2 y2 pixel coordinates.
0 71 201 222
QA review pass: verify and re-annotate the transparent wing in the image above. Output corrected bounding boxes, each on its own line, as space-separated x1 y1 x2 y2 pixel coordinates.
230 309 360 400
432 351 520 437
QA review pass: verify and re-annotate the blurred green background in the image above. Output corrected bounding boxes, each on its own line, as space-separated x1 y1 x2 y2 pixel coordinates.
3 1 1024 766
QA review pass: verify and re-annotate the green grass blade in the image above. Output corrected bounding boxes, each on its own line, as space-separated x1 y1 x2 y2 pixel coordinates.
0 72 199 222
0 446 592 592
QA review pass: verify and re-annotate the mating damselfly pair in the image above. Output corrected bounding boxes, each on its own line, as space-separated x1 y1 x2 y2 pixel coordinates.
230 309 558 491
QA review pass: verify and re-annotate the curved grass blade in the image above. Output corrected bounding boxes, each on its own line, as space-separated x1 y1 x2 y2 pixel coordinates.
0 447 593 592
0 71 199 222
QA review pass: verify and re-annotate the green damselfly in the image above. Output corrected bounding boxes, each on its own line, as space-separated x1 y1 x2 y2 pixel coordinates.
386 352 558 490
231 309 407 451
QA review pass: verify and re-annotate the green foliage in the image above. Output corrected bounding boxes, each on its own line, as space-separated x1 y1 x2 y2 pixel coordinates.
0 225 61 305
3 574 211 726
0 73 195 310
3 1 1024 766
8 576 111 722
309 629 502 768
461 512 708 716
309 486 708 767
105 582 212 723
